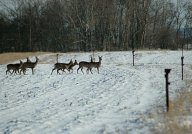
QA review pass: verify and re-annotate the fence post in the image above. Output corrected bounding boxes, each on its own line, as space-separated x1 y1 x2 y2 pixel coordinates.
165 69 171 112
132 50 135 66
56 54 59 63
181 56 184 80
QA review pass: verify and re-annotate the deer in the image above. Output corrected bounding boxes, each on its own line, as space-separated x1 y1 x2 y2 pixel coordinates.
51 59 73 75
87 56 102 74
26 57 31 63
67 60 78 73
20 56 39 75
77 56 102 74
20 57 32 74
6 60 23 75
77 61 91 74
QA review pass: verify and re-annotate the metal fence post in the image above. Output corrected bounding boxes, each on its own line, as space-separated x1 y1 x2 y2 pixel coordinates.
165 69 171 112
132 50 135 66
56 54 59 63
181 56 184 80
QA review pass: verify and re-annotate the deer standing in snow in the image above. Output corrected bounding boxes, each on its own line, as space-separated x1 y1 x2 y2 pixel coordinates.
67 60 78 73
87 56 102 74
77 56 102 74
6 60 23 75
20 56 39 75
51 59 73 74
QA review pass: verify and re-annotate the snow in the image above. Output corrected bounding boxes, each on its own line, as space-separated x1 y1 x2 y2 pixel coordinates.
0 50 192 134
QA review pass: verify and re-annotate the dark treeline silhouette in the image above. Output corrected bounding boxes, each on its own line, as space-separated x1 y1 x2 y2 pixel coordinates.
0 0 192 53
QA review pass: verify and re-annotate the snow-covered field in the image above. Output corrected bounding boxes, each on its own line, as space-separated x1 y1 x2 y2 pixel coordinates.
0 51 192 134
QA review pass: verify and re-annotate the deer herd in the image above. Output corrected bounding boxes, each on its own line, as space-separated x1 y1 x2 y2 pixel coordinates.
6 55 102 75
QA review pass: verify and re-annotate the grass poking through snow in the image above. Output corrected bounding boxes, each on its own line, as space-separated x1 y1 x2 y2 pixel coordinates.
150 81 192 134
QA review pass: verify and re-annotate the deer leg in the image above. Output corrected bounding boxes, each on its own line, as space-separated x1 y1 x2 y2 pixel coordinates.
16 69 19 74
57 69 59 74
19 69 21 75
23 69 27 75
15 70 18 74
23 69 26 75
11 70 14 74
57 69 61 75
14 70 17 75
88 67 93 74
16 69 20 75
77 67 81 74
67 68 70 73
20 69 24 75
97 68 99 74
87 68 91 74
32 68 34 75
51 68 56 75
11 69 14 74
67 67 72 73
6 69 9 75
81 67 84 74
20 69 22 75
6 69 10 75
90 68 93 74
62 69 66 74
86 68 89 74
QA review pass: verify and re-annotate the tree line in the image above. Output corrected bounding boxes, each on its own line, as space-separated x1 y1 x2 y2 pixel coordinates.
0 0 192 53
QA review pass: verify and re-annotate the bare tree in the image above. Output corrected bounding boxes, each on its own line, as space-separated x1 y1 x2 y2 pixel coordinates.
0 0 191 52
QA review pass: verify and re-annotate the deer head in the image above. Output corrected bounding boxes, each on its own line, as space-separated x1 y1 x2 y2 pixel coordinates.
35 56 39 61
74 60 78 65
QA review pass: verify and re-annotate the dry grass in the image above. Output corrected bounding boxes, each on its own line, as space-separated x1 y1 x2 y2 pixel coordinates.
0 52 51 64
151 81 192 134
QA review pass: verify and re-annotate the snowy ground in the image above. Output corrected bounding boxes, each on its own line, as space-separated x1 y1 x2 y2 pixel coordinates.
0 51 192 134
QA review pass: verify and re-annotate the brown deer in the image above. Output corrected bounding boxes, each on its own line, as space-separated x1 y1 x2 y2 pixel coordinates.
51 59 73 75
87 56 102 74
19 57 32 74
20 56 39 75
77 61 91 74
6 60 23 75
77 56 102 74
